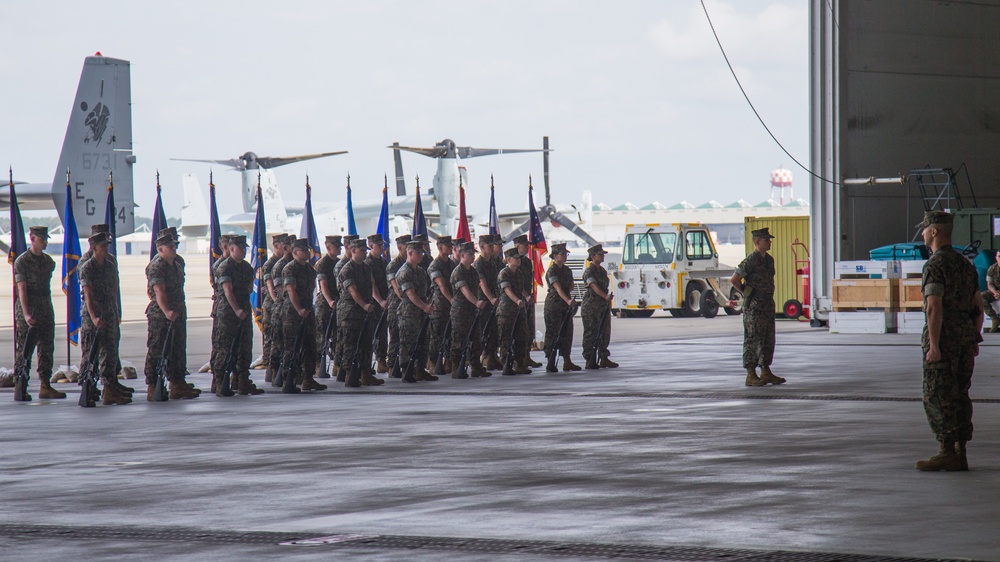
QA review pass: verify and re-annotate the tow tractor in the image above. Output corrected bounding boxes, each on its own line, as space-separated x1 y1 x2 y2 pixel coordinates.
611 223 743 318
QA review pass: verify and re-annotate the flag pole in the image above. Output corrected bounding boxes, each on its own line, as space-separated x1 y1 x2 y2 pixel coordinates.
65 169 71 367
9 167 16 363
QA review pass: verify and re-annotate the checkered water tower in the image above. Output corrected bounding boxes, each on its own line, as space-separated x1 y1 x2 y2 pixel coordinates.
770 167 793 205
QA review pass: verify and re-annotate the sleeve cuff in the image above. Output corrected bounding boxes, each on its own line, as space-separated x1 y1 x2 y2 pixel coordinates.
923 282 945 297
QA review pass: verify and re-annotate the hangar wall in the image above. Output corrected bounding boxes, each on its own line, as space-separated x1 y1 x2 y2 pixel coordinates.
810 0 1000 319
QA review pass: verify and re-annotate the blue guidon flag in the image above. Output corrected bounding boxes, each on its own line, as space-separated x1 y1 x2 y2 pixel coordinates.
62 173 82 346
249 181 268 329
412 176 428 238
346 174 358 237
300 176 320 264
150 172 168 260
488 175 500 237
208 171 223 282
8 167 28 357
376 177 391 259
104 171 118 257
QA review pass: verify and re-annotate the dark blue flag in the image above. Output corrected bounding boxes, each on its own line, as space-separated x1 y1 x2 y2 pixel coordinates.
8 168 28 356
249 182 268 329
62 175 82 346
150 172 168 260
104 171 118 257
208 171 222 283
412 176 427 238
488 175 500 237
376 179 391 259
346 174 358 236
300 177 320 264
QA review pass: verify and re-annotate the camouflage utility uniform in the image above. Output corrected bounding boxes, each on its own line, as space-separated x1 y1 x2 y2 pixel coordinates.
282 259 318 383
14 251 57 384
427 255 455 365
497 266 528 365
449 264 482 369
333 253 353 369
385 252 407 370
396 262 432 372
518 253 536 358
581 262 612 363
314 254 339 375
80 255 121 385
543 262 575 360
921 245 979 447
337 259 374 378
145 255 187 384
736 251 776 369
267 254 293 373
474 252 500 360
213 257 255 390
366 251 390 367
260 252 281 367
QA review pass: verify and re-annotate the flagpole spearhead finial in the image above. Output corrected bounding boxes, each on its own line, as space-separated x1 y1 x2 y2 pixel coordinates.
9 166 13 186
384 173 388 189
156 170 160 189
306 174 310 188
491 174 494 189
529 174 533 189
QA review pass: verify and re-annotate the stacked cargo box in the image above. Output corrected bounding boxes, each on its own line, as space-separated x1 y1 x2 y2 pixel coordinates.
829 261 902 334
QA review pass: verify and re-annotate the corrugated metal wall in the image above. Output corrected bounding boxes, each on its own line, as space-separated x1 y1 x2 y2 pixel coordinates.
744 216 811 316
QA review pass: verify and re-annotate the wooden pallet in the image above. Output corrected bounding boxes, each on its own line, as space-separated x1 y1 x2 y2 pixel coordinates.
832 278 899 311
896 278 923 310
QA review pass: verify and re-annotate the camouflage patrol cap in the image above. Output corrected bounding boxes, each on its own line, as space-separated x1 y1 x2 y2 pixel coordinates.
412 234 428 243
405 241 425 254
325 235 343 247
88 231 112 246
436 235 453 247
367 233 385 246
272 233 285 244
291 238 310 251
349 238 367 250
504 248 521 259
91 224 110 235
588 244 609 255
343 234 360 244
921 210 954 227
751 227 775 240
459 242 476 254
491 234 504 245
453 237 467 245
395 234 412 245
29 226 50 239
155 227 178 246
228 235 248 247
551 243 569 256
218 234 232 247
513 234 529 246
478 234 493 245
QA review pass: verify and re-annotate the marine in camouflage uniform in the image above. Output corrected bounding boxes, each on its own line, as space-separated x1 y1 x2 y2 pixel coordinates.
386 234 411 377
314 235 342 379
212 235 263 396
543 243 581 372
427 236 456 371
260 234 286 378
581 244 617 369
396 241 437 382
916 211 983 471
365 234 391 374
513 235 542 367
981 253 1000 332
281 238 323 393
333 234 360 377
80 231 130 405
732 227 784 387
449 242 489 378
145 227 199 400
497 248 532 375
474 234 502 370
13 226 65 401
206 234 232 385
267 237 295 384
338 238 383 387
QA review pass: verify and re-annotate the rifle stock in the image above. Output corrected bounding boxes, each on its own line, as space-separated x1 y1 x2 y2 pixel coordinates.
13 327 36 402
219 322 244 396
317 309 336 378
346 310 374 388
78 329 102 407
368 307 389 375
402 316 430 383
546 304 578 372
433 318 452 376
479 304 497 352
456 309 483 377
590 301 612 361
279 319 308 393
502 306 523 376
152 322 173 402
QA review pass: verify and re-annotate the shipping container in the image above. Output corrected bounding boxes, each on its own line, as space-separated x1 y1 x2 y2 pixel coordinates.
953 208 1000 251
744 215 810 316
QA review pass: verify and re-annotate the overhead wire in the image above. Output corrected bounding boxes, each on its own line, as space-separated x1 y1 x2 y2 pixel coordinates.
699 0 840 186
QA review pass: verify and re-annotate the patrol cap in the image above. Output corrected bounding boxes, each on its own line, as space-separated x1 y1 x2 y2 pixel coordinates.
751 227 775 240
412 233 428 243
513 234 529 246
272 233 286 244
325 235 343 247
88 231 112 246
343 234 360 244
551 243 569 256
436 235 453 247
459 242 476 254
921 210 954 228
349 238 368 250
218 234 232 247
588 244 609 256
155 227 178 246
228 235 248 247
453 236 467 245
395 234 412 245
504 248 521 259
405 241 425 253
29 226 50 239
492 234 505 245
90 224 110 235
291 238 310 251
367 233 385 246
478 234 493 245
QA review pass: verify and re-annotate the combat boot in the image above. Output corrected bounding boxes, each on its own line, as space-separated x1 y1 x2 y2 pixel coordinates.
214 374 235 397
336 366 347 383
471 358 491 378
38 379 67 399
545 359 558 373
416 367 439 382
13 376 31 402
264 366 273 383
585 356 600 370
599 357 619 368
389 362 402 378
112 379 134 396
745 368 766 387
956 441 969 470
514 360 533 375
102 384 131 406
361 373 385 386
237 372 265 395
377 359 389 374
916 441 963 471
563 357 582 372
426 359 436 373
451 357 469 379
485 352 503 371
146 384 157 402
169 380 200 400
525 355 543 368
759 365 786 385
301 376 327 391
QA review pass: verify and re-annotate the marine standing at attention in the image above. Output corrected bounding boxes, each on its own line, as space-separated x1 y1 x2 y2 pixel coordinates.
427 236 456 372
267 234 295 386
259 234 286 377
13 226 63 401
449 242 489 378
214 235 263 396
338 238 385 387
513 235 542 368
497 248 532 375
365 233 391 375
314 235 342 379
543 243 580 372
582 244 617 370
79 230 129 405
396 241 436 382
282 238 323 393
385 234 410 378
916 211 982 471
474 234 502 370
730 227 786 387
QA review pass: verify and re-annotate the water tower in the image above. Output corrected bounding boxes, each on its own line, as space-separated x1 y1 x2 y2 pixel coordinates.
770 167 793 205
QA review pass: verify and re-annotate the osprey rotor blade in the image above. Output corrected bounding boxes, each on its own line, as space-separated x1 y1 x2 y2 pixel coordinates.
254 151 348 169
540 204 599 247
390 145 448 158
170 157 245 170
456 147 545 159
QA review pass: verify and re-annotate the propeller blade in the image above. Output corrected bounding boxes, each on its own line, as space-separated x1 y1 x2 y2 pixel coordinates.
170 157 245 170
392 142 407 196
390 145 447 158
255 151 347 169
503 220 531 245
456 147 545 159
540 204 599 247
542 136 551 206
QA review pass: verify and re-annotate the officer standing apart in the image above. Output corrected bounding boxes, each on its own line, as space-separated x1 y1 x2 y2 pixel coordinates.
582 244 618 369
13 226 65 401
282 238 324 393
498 248 532 375
145 227 199 400
730 227 786 387
513 235 542 367
917 211 982 471
544 243 581 372
396 241 437 382
79 230 129 405
314 235 342 378
427 236 456 372
449 242 489 378
214 235 264 396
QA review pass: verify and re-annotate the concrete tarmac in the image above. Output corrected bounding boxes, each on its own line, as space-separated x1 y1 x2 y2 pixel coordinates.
1 311 998 560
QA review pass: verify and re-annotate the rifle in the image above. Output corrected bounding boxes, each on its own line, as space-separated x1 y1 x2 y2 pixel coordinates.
78 329 102 407
368 306 389 376
276 318 308 393
402 315 431 383
502 306 524 376
479 304 497 353
433 317 453 376
317 308 336 378
218 322 244 397
455 308 483 377
346 309 374 388
590 299 612 364
546 303 579 372
152 322 174 402
13 327 36 402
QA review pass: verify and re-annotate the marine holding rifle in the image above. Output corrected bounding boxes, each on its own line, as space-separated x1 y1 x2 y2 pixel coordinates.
337 238 385 387
582 244 617 370
730 227 786 387
282 238 323 393
448 241 489 378
543 243 581 373
79 230 130 405
497 248 532 375
213 235 264 396
395 241 436 382
314 235 342 379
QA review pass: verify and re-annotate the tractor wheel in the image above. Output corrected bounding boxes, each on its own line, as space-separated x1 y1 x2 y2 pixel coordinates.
681 283 704 317
724 288 744 316
783 299 803 319
701 290 720 318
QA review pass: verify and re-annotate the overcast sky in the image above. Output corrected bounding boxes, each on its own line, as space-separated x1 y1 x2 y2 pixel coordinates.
1 0 808 221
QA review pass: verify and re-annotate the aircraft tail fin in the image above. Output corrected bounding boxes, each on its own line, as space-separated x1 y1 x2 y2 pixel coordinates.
392 142 406 196
180 173 210 231
244 169 289 234
53 54 136 235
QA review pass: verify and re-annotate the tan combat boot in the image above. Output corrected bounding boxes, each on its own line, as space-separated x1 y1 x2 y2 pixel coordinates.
471 358 491 378
514 360 533 375
361 373 385 386
416 367 439 382
525 355 543 368
916 441 963 471
376 358 389 374
102 384 132 406
450 356 469 379
147 384 157 402
485 352 503 371
599 357 619 368
301 375 328 391
38 379 67 399
563 357 582 372
169 380 200 400
759 365 786 385
745 368 766 387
